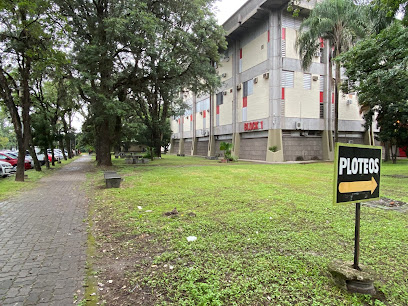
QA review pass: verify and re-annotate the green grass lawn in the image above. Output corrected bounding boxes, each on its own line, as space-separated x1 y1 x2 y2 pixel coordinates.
0 156 80 201
91 155 408 305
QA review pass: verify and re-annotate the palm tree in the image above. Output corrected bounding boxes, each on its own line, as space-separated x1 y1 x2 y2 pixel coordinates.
296 0 366 143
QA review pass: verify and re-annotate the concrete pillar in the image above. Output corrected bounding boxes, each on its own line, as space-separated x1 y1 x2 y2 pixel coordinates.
191 137 197 155
191 93 197 155
232 133 240 158
268 10 283 132
179 138 185 155
322 130 334 160
169 138 175 154
364 129 374 146
208 135 215 157
266 129 284 162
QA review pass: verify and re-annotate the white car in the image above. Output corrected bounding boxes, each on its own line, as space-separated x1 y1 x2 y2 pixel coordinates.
0 160 14 177
47 149 64 161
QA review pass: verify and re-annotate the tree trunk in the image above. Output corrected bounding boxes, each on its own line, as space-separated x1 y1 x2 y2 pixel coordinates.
391 142 397 164
62 117 73 159
44 148 50 169
15 138 25 180
384 142 390 162
50 140 55 166
96 120 112 166
59 139 67 160
334 61 341 144
29 144 41 171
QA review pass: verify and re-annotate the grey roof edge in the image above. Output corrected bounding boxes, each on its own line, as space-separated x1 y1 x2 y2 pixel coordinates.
223 0 317 37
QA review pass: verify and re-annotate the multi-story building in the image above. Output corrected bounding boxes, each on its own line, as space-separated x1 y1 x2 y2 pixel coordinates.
169 0 376 162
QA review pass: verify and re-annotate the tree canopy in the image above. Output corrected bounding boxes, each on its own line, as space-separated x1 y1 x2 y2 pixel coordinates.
296 0 366 143
56 0 225 165
339 22 408 162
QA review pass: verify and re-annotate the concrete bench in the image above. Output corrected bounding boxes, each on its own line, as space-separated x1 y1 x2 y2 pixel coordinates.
104 171 122 188
124 157 149 164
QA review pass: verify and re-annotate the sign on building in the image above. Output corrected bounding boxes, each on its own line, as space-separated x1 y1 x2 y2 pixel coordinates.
334 143 382 204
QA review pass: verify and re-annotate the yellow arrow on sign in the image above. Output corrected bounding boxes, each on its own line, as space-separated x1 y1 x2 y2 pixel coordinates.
339 177 378 194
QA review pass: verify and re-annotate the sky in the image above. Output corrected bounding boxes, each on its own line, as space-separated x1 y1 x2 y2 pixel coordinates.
214 0 248 24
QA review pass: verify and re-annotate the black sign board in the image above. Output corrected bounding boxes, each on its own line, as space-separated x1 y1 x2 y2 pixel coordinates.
334 143 382 204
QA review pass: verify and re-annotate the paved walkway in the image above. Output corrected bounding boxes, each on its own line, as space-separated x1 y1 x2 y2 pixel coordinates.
0 156 92 305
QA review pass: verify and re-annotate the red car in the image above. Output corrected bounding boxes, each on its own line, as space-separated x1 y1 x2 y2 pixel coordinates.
0 152 32 170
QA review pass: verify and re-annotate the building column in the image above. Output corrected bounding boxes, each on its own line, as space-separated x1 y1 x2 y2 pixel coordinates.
208 135 215 156
208 91 216 157
322 37 334 161
179 138 185 155
169 138 175 154
267 10 284 162
364 128 374 145
322 130 334 160
232 133 240 158
266 129 284 162
191 93 197 155
191 138 197 155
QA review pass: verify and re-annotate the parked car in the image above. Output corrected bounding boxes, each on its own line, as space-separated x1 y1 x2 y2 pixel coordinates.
0 160 14 177
0 152 32 170
24 151 35 168
34 148 52 165
47 149 64 161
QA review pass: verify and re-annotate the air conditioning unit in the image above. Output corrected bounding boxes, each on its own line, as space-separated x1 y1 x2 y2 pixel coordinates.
253 77 258 84
222 73 227 78
237 84 242 90
223 91 227 96
312 75 319 81
295 121 303 130
263 72 269 79
346 99 352 105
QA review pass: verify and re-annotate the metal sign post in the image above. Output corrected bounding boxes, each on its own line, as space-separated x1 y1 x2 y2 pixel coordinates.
334 143 382 270
353 202 361 270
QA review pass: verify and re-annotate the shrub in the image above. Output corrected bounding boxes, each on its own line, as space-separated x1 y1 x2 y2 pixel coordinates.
269 146 278 152
220 142 233 160
295 156 304 161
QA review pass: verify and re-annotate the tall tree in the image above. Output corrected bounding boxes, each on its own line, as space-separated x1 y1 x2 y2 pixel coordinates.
56 0 225 165
124 0 225 157
56 0 135 166
0 0 63 180
378 0 408 25
339 22 408 163
296 0 366 143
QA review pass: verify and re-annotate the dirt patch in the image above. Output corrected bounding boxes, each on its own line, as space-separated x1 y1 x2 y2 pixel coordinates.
363 197 408 212
89 204 166 305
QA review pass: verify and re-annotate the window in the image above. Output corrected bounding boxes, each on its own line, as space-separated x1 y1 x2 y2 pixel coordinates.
319 75 325 92
282 70 294 88
243 79 254 97
320 104 324 119
303 73 311 90
216 92 223 106
197 98 210 112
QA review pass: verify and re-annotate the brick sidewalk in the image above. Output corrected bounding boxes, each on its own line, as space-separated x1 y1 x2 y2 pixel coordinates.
0 156 92 305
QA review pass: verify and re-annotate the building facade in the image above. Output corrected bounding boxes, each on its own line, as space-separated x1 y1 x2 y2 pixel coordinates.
170 0 376 162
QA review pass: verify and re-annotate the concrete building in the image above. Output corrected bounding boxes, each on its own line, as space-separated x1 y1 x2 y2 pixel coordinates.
170 0 375 162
